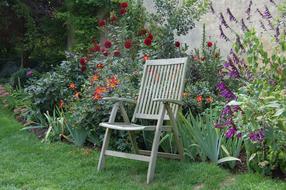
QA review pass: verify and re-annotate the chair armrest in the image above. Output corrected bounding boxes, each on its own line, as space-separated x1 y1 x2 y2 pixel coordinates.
103 97 136 104
152 98 184 106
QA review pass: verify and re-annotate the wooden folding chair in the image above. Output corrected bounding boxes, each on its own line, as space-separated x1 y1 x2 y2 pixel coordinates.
97 57 188 184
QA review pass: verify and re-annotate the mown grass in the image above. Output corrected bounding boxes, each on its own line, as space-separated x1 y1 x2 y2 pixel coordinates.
0 107 285 190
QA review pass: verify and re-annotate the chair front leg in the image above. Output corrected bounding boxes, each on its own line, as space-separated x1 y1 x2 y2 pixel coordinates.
97 102 120 171
147 104 166 184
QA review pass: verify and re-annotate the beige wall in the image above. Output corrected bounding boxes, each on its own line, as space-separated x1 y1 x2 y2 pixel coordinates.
143 0 282 57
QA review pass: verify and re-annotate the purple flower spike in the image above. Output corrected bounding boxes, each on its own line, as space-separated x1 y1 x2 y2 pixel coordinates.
222 105 232 116
236 36 245 51
260 20 267 31
227 8 238 23
267 20 275 30
241 19 249 32
269 0 277 6
263 6 272 19
257 8 264 18
220 13 230 28
274 26 280 42
230 50 240 64
249 128 265 142
246 0 253 20
216 82 237 101
225 127 237 138
219 25 230 42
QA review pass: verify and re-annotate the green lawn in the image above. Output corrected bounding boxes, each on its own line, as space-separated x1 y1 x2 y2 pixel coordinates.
0 108 285 190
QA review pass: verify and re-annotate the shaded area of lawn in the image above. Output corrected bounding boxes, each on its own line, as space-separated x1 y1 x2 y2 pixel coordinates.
0 108 285 190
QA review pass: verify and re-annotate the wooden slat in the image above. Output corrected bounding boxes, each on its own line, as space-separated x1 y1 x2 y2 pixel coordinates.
105 150 150 162
140 65 153 114
138 150 181 160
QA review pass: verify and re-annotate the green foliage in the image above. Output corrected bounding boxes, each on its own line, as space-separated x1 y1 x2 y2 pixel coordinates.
228 30 286 175
178 108 240 164
183 27 222 115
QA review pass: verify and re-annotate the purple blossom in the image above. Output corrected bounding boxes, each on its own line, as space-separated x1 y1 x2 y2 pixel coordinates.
230 50 240 64
274 26 280 42
219 25 230 42
249 129 265 142
220 13 230 28
267 20 275 30
236 36 245 51
237 133 242 138
241 19 249 32
246 0 253 20
222 105 232 116
260 20 267 31
215 123 224 129
269 0 277 6
216 82 237 101
263 6 272 19
224 58 240 79
257 8 264 18
225 127 237 138
227 8 238 23
26 70 33 77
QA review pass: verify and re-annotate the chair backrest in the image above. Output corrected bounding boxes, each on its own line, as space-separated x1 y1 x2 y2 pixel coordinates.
132 57 188 122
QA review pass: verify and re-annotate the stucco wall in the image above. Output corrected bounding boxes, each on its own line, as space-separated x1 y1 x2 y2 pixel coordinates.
143 0 281 56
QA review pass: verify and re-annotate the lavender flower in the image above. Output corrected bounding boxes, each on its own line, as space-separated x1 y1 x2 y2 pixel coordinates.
220 13 230 28
216 82 237 101
222 105 232 116
260 20 267 31
269 0 276 6
274 26 280 42
267 20 275 30
236 36 245 51
230 49 240 64
249 129 265 142
224 57 240 79
263 6 272 19
241 19 249 32
246 0 253 20
225 127 237 138
219 25 230 42
227 8 238 23
257 8 264 18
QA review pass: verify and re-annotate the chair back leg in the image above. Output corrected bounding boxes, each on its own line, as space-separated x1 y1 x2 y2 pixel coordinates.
147 105 166 184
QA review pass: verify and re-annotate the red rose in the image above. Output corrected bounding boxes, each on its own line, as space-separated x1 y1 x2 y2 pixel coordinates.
81 65 87 72
120 2 128 8
80 57 87 65
124 39 132 49
98 19 106 27
96 63 104 69
175 41 180 48
147 33 153 40
113 49 121 57
119 8 127 16
104 40 112 48
207 41 213 47
144 38 152 46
